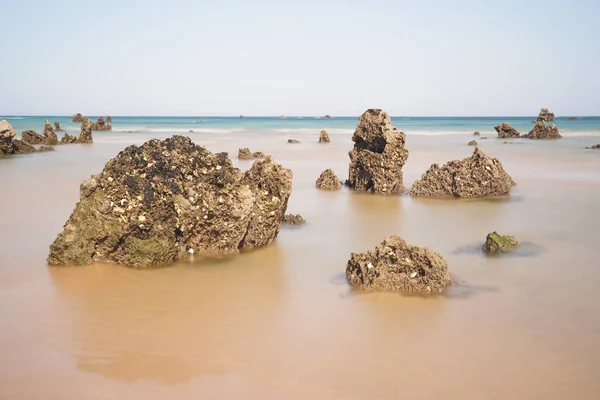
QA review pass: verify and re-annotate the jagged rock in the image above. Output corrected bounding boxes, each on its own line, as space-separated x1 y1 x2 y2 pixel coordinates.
54 121 63 131
480 137 488 139
347 109 409 194
288 139 301 144
319 130 330 143
321 115 332 119
494 123 520 139
77 118 93 143
473 131 480 136
47 136 292 267
1 120 36 156
568 117 578 121
43 120 59 145
106 116 112 122
38 145 55 152
316 169 342 190
60 133 78 144
482 232 518 254
238 147 253 160
72 113 84 122
468 140 477 146
282 214 305 225
408 147 515 198
22 130 44 144
522 121 562 139
252 151 265 159
537 108 555 122
90 116 112 131
346 235 451 294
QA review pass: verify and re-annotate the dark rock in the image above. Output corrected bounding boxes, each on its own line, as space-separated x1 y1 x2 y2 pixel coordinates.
316 169 342 190
38 145 55 152
288 139 301 144
319 130 330 143
481 137 488 140
72 113 84 122
522 121 562 139
238 147 253 160
77 118 94 143
106 116 112 122
473 131 480 136
568 117 578 121
47 136 292 267
90 116 112 131
585 144 600 149
482 232 518 254
468 140 477 146
346 235 451 294
22 130 44 144
347 109 409 194
536 108 555 122
43 120 59 145
321 115 332 119
282 214 305 225
240 115 245 119
54 121 63 131
494 122 520 139
408 147 515 198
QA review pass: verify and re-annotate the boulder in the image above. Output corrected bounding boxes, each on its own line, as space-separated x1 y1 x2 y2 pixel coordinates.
473 131 480 136
468 140 477 146
72 113 84 122
522 121 562 139
346 235 451 294
252 151 265 159
288 139 301 144
54 121 63 131
77 118 93 143
282 214 305 225
22 130 44 144
43 120 59 145
316 169 342 190
347 109 409 194
536 108 555 122
494 123 520 139
482 232 518 254
106 115 112 122
60 133 78 144
90 116 112 131
319 130 330 143
238 147 253 160
47 136 292 267
408 147 515 198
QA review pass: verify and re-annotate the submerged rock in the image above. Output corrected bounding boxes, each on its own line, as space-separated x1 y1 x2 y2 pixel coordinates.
494 123 520 139
47 136 292 267
347 109 409 194
54 121 63 131
316 169 342 190
22 130 44 144
408 147 515 198
90 116 112 131
319 130 330 143
468 140 477 146
288 139 301 144
72 113 84 122
482 232 518 254
282 214 305 225
537 108 555 122
346 235 451 294
473 131 480 136
522 121 562 139
77 118 93 143
43 120 59 145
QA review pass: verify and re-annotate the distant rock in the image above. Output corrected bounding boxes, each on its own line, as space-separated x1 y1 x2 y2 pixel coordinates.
238 147 253 160
585 144 600 149
240 115 245 119
321 115 332 119
77 118 94 143
536 108 555 122
106 115 112 122
22 130 44 144
72 113 84 123
522 121 562 139
282 214 305 225
480 137 488 140
473 131 480 136
346 235 451 294
568 117 578 121
47 136 293 267
43 120 59 145
409 147 515 198
347 109 409 194
468 140 477 146
494 123 520 139
90 116 112 131
316 169 342 190
54 121 63 131
319 130 330 143
1 120 41 156
482 232 518 254
189 130 194 133
288 139 301 144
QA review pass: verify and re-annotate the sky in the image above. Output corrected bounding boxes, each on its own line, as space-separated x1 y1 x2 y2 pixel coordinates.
1 0 599 116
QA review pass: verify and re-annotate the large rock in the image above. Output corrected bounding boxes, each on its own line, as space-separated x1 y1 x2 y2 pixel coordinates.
346 235 451 294
494 123 520 139
522 121 562 139
536 108 555 122
1 120 36 156
22 130 44 144
90 116 112 131
43 120 59 145
483 232 518 254
54 121 63 131
408 147 515 198
72 113 84 122
319 130 330 143
586 144 600 149
47 136 292 267
77 118 93 143
316 169 342 190
347 109 409 194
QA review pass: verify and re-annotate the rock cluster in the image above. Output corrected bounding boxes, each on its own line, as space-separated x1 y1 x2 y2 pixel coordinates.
346 235 451 294
494 123 520 139
1 120 40 156
240 115 245 119
347 109 409 194
288 139 301 144
408 147 515 198
47 136 293 267
54 121 63 131
72 113 84 122
90 116 112 131
316 169 342 190
319 130 330 143
282 214 305 225
482 232 518 254
522 121 562 139
536 108 555 122
468 140 477 146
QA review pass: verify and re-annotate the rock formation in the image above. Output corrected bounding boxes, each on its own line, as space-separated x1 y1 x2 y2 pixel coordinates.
316 169 342 190
60 133 78 144
346 235 451 294
22 130 44 144
468 140 477 146
482 232 518 254
90 116 112 131
321 115 332 119
473 131 480 136
1 120 41 156
408 147 515 198
47 136 293 267
106 116 112 122
240 115 245 119
252 151 265 159
288 139 301 144
347 109 409 194
54 121 63 131
537 108 555 122
522 121 562 139
43 120 59 145
77 118 94 143
238 147 253 160
494 123 520 139
282 214 305 225
568 117 578 121
72 113 84 122
319 130 330 143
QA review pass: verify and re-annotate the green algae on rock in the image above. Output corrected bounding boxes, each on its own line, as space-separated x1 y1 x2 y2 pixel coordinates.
47 135 293 267
483 232 518 254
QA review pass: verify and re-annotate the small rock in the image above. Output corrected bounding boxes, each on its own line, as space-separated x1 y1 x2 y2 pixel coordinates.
482 231 518 254
468 140 477 146
319 130 330 143
473 131 480 136
316 169 342 190
494 123 520 139
281 214 305 225
72 113 84 122
288 139 301 144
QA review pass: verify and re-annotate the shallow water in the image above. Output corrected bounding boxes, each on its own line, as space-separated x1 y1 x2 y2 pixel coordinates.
1 124 600 399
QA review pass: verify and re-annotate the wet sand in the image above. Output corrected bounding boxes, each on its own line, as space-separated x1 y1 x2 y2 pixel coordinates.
1 130 599 399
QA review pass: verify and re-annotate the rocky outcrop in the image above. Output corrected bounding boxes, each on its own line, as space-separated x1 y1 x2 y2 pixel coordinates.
522 121 562 139
282 214 305 225
321 115 332 119
47 136 293 267
316 169 342 190
43 120 59 145
106 116 112 122
494 123 520 139
346 235 451 294
60 133 78 144
482 232 518 254
238 148 253 160
1 120 38 156
408 147 515 198
72 113 84 122
54 121 63 131
347 109 409 194
288 139 300 144
468 140 477 146
537 108 555 122
77 118 93 143
90 116 112 131
473 131 480 136
319 130 330 143
22 130 44 144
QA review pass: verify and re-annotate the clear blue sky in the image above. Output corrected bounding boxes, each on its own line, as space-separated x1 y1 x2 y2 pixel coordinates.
1 0 598 116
